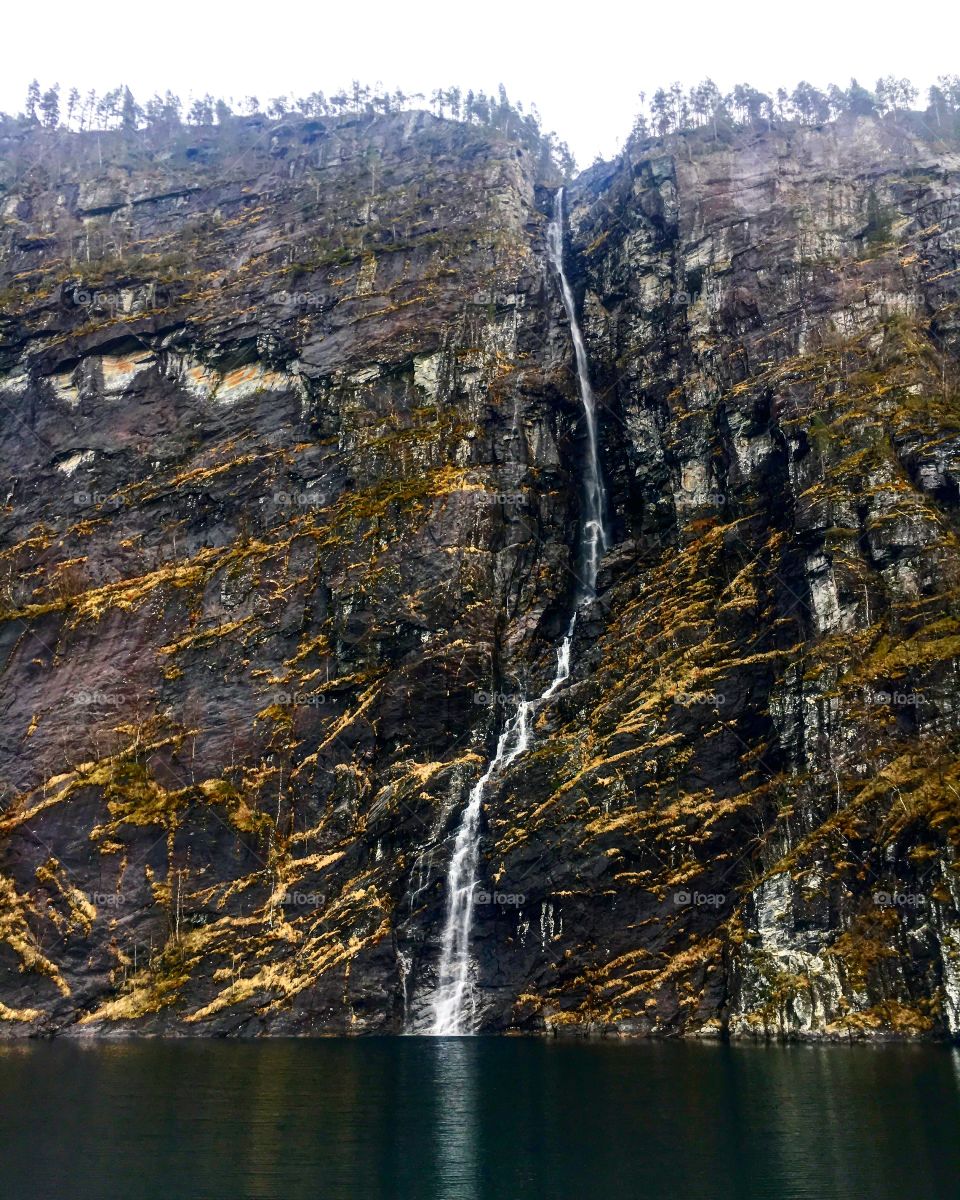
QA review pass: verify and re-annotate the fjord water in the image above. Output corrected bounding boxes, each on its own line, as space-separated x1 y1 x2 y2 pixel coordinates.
430 188 607 1034
2 1040 958 1200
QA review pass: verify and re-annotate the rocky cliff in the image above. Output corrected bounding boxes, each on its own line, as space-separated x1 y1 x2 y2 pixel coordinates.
1 107 959 1039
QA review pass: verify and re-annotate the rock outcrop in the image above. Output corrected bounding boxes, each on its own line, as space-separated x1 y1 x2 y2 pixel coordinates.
1 108 958 1039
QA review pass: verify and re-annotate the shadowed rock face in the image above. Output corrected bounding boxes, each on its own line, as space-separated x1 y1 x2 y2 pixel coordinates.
0 110 958 1039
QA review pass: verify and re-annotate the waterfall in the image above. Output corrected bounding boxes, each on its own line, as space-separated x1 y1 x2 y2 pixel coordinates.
546 187 608 598
428 186 607 1035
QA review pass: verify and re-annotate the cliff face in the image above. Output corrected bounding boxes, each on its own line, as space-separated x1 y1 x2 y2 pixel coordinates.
0 109 958 1039
503 117 960 1039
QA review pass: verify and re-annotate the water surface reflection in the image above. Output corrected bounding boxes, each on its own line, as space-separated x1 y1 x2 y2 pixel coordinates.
0 1038 957 1199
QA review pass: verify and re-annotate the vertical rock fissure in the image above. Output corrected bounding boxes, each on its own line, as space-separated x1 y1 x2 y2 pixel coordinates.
426 188 608 1035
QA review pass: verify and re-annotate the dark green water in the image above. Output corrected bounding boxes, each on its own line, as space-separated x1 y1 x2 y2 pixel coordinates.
1 1039 958 1200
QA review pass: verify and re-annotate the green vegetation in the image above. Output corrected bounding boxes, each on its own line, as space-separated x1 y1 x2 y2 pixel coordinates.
630 74 960 142
6 78 576 177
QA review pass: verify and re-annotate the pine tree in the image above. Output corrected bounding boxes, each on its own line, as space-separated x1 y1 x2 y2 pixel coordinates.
894 78 918 110
650 89 672 136
163 92 183 125
630 110 650 140
39 85 60 128
144 94 165 126
789 82 829 124
120 86 142 131
826 84 847 119
693 79 723 137
666 82 686 130
929 83 948 127
97 88 122 128
846 78 877 117
25 79 41 123
81 89 97 130
189 95 215 124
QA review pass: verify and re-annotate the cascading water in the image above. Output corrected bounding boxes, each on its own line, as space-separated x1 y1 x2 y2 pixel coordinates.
546 187 608 601
428 186 607 1035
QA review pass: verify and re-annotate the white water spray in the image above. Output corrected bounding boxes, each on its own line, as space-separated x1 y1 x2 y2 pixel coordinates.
546 187 608 598
429 187 607 1035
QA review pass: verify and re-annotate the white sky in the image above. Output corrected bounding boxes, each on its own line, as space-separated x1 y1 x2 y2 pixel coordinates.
4 0 959 166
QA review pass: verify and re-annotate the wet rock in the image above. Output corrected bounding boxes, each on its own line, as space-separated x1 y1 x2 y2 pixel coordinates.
0 110 959 1041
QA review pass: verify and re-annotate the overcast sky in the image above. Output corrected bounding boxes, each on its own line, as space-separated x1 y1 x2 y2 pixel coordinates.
4 0 959 165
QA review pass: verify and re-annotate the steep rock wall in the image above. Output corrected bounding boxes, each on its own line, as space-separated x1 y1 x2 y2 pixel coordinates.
0 110 959 1038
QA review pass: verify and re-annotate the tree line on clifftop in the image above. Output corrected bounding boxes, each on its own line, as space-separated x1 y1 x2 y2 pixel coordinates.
10 80 577 177
7 74 960 172
630 75 960 141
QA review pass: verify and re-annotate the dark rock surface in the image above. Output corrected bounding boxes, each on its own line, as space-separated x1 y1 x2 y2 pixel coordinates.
1 109 958 1039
